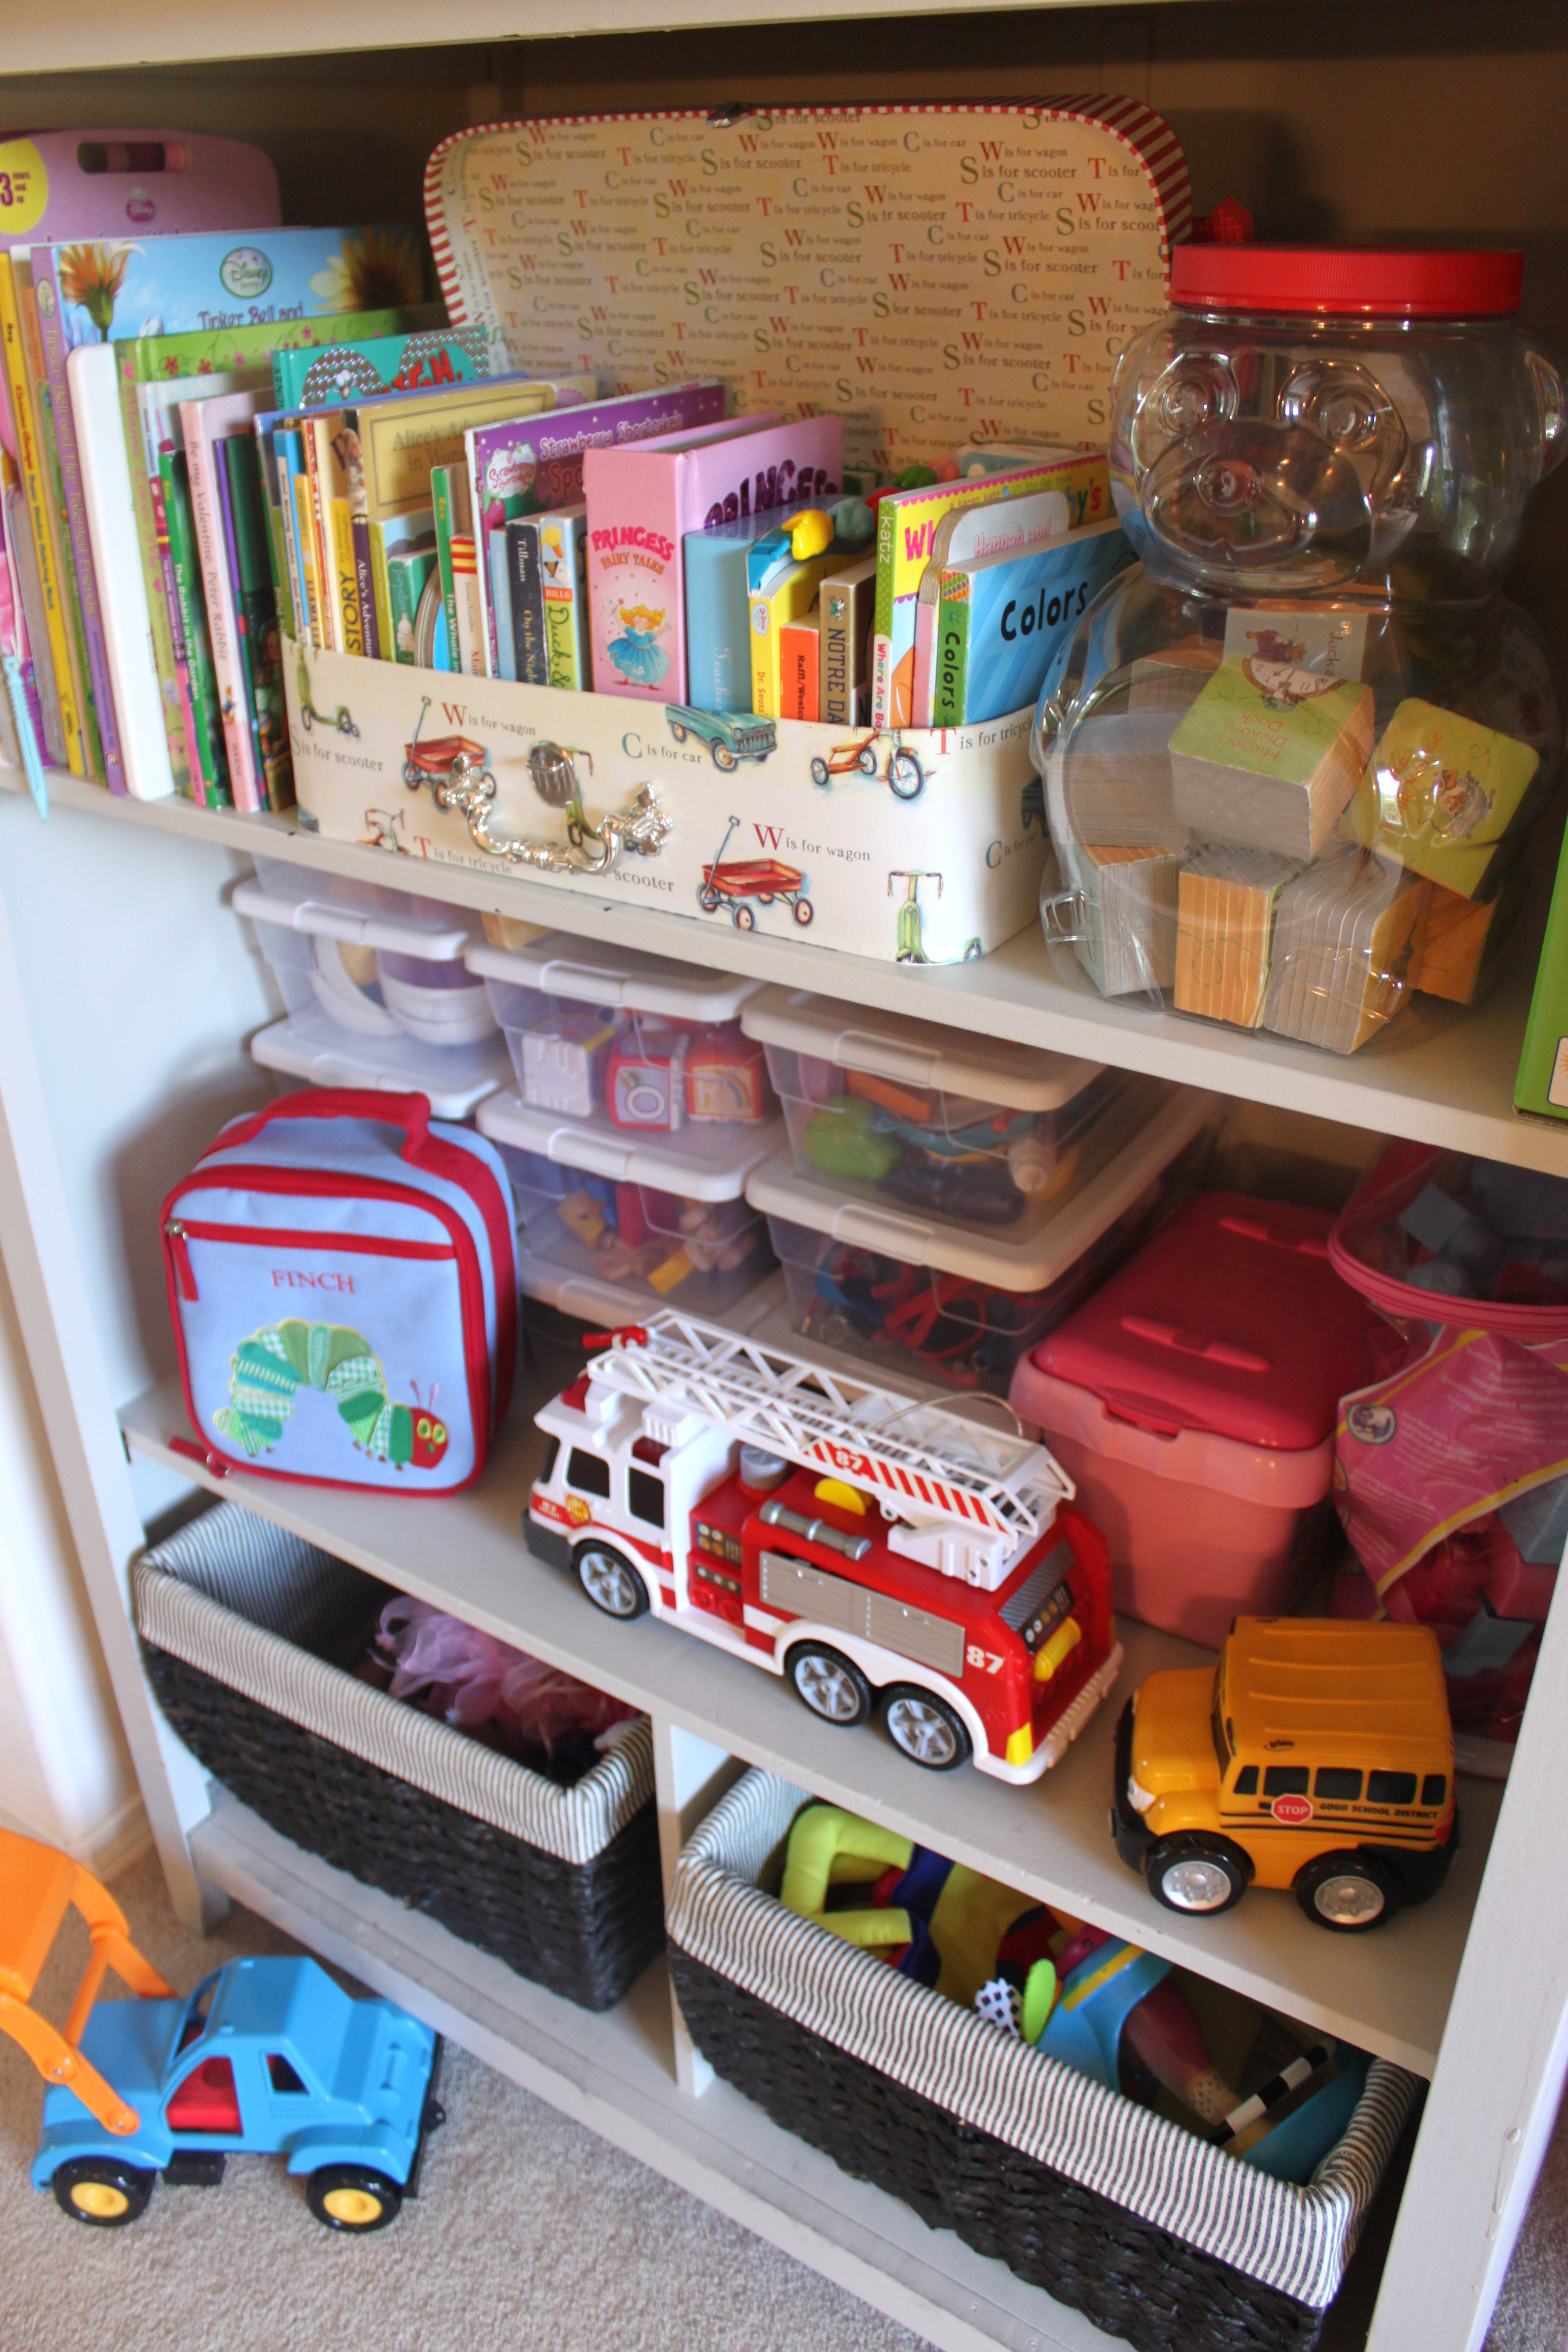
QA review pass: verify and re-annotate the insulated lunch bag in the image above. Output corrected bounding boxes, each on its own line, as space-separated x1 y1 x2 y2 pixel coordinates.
161 1090 516 1491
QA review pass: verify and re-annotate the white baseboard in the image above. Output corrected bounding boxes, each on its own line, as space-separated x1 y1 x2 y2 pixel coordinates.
0 1790 152 1882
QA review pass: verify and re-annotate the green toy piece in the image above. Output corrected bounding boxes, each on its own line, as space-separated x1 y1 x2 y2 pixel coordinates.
802 1097 903 1182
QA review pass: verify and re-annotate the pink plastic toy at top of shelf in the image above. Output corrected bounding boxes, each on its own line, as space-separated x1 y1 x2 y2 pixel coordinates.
525 1310 1119 1785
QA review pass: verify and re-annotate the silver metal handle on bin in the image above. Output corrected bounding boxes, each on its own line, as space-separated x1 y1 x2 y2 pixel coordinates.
408 744 671 876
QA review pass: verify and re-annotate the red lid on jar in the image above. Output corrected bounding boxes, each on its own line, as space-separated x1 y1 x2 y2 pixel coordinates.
1171 245 1524 319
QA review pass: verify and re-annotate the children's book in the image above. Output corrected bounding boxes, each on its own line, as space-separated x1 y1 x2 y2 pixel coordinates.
13 252 98 778
583 414 841 704
69 344 174 798
746 510 862 719
929 517 1132 729
818 553 876 729
682 506 793 716
506 516 548 686
371 508 434 662
160 443 228 805
271 322 496 412
353 374 596 523
221 431 290 809
872 453 1108 726
180 389 271 809
909 479 1079 725
27 225 423 789
0 255 78 771
779 606 820 723
387 539 438 665
538 505 590 691
467 381 723 674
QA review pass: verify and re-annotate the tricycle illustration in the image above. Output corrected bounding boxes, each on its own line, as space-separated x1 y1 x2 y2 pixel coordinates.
666 704 777 770
294 647 359 737
699 814 814 930
0 1827 444 2233
809 729 925 801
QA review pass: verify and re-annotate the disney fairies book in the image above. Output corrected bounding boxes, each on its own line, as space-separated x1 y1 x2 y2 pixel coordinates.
27 225 423 789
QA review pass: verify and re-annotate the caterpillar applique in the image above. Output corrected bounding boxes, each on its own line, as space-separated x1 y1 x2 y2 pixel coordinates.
212 1320 448 1469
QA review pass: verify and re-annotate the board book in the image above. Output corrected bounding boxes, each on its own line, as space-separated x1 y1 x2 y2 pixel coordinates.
929 515 1132 729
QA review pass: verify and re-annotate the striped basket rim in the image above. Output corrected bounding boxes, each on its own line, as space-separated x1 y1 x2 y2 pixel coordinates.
668 1769 1418 2310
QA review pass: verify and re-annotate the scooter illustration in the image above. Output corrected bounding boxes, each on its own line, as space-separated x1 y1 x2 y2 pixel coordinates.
294 646 359 737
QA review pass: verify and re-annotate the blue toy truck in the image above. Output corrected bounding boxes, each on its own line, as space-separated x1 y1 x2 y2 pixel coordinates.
1 1829 443 2232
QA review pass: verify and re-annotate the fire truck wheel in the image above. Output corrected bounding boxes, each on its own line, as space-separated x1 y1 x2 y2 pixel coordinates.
883 1688 972 1771
1145 1835 1250 1916
786 1644 873 1728
52 2158 156 2226
1294 1851 1403 1932
573 1543 650 1621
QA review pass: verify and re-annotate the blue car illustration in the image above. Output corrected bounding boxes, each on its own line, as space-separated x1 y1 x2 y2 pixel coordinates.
665 705 778 770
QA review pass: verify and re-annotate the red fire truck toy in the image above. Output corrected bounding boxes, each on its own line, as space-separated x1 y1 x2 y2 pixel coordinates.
526 1313 1121 1780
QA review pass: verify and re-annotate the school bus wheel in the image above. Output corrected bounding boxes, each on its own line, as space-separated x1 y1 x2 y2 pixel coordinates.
1294 1851 1403 1933
53 2157 155 2226
1145 1833 1252 1916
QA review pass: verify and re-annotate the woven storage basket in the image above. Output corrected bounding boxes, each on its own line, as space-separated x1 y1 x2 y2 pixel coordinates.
668 1771 1421 2352
134 1500 663 2010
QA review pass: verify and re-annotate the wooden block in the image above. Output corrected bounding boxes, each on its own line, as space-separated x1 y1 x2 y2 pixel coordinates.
1127 637 1222 714
1059 710 1186 846
1340 697 1540 898
1173 848 1299 1029
1169 658 1374 859
1264 850 1429 1054
1074 841 1184 996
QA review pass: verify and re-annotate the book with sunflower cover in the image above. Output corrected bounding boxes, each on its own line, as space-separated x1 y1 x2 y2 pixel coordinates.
23 225 425 791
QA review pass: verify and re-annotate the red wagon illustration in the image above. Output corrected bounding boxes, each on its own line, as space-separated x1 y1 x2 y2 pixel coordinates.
698 815 814 930
401 694 495 798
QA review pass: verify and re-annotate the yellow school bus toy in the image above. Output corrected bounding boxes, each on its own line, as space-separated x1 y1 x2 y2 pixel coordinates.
1112 1619 1457 1933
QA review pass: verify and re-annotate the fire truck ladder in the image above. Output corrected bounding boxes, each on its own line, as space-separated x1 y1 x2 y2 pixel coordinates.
586 1311 1074 1548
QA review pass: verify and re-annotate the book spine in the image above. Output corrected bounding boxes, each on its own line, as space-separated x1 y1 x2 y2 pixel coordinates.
507 518 547 686
871 494 897 728
255 426 295 643
541 521 586 690
225 434 292 813
0 258 76 771
291 471 322 648
3 474 64 765
119 365 190 795
31 256 124 789
451 525 482 675
343 421 377 660
14 264 97 778
183 408 259 812
386 553 424 666
161 446 227 807
273 433 306 647
304 417 341 652
931 575 970 728
214 436 265 790
331 498 363 657
750 588 779 718
488 527 515 681
466 435 498 677
433 467 459 666
148 460 202 797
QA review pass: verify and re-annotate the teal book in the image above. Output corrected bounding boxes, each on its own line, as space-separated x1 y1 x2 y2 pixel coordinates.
271 323 498 412
388 540 438 665
683 508 789 714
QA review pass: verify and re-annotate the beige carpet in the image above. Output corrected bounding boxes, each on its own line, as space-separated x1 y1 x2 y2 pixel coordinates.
0 1844 1561 2352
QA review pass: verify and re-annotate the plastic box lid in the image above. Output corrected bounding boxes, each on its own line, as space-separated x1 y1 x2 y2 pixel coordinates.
746 1089 1219 1290
237 863 480 963
1030 1191 1378 1451
739 984 1105 1112
477 1086 784 1201
249 1008 512 1121
517 1247 783 1330
466 929 762 1021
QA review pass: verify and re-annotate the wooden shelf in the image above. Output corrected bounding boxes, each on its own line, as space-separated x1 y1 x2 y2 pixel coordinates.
122 1366 1498 2076
14 766 1568 1175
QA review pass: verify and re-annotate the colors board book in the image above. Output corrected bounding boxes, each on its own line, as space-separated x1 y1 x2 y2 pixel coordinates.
929 516 1132 729
469 381 724 677
908 479 1080 725
24 224 422 788
872 451 1108 727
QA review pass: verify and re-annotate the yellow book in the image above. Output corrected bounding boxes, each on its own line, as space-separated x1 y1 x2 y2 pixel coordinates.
0 254 85 776
750 557 836 718
356 375 595 522
292 473 322 648
331 499 362 657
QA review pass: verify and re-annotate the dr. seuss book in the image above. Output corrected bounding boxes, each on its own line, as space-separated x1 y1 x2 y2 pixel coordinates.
272 322 497 412
583 414 841 704
467 381 723 676
929 516 1132 729
26 224 423 788
539 504 589 691
873 452 1108 727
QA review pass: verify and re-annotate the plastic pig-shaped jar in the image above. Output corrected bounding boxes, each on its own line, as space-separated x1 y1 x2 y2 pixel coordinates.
1036 247 1567 1055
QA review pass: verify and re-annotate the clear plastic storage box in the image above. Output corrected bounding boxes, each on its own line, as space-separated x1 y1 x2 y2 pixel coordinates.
467 930 772 1131
234 859 511 1118
740 984 1162 1235
745 1089 1218 1396
477 1087 783 1321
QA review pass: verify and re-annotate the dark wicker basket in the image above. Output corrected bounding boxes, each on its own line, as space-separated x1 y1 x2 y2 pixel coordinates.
667 1772 1420 2352
669 1946 1321 2352
135 1503 664 2012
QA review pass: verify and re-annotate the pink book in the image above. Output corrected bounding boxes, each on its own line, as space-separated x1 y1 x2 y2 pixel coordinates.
180 389 269 812
585 413 842 704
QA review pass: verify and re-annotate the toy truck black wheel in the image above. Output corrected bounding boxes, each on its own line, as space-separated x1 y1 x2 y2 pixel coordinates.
1145 1834 1252 1916
52 2157 156 2226
883 1686 972 1771
786 1643 872 1728
307 2165 403 2232
1294 1851 1403 1932
573 1542 650 1621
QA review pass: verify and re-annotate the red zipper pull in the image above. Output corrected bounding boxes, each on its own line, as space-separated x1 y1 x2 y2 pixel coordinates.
165 1220 198 1301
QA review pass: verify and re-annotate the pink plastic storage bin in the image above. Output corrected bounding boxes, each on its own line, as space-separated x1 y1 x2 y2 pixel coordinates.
1009 1193 1378 1648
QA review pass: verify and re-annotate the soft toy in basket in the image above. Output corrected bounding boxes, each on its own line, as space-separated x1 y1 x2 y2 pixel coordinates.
161 1088 515 1490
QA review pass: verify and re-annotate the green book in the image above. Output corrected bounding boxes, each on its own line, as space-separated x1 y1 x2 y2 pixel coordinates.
930 571 971 729
432 466 460 675
388 541 438 665
223 434 292 813
159 445 229 808
255 425 296 644
1517 822 1568 1120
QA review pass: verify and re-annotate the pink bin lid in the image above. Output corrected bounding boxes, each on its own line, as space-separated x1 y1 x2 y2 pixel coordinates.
1030 1192 1377 1451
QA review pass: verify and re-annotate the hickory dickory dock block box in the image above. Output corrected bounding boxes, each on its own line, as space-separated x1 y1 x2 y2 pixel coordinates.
288 103 1189 968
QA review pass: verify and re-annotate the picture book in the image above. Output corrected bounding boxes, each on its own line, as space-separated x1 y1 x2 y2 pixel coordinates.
432 464 459 677
354 373 596 522
467 380 723 675
872 452 1108 726
929 516 1131 729
69 345 173 798
506 516 548 686
27 224 423 789
909 478 1078 724
369 507 433 660
222 430 290 809
488 521 515 680
1169 659 1375 862
583 413 840 704
272 323 497 412
539 505 589 691
818 552 876 728
0 255 79 772
746 507 864 719
160 443 228 804
779 606 820 723
179 388 270 808
1339 697 1540 897
212 435 262 784
387 539 438 665
683 506 793 716
13 251 98 779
